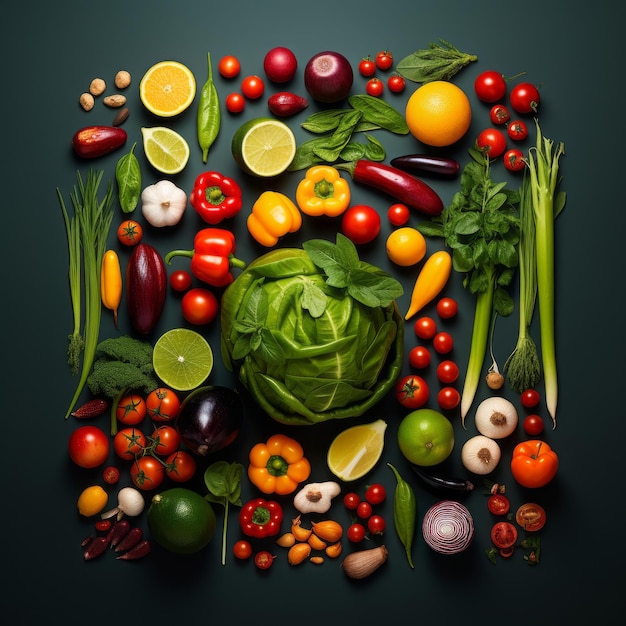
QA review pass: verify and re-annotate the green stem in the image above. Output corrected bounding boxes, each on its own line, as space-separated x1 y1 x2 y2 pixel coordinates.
221 500 229 566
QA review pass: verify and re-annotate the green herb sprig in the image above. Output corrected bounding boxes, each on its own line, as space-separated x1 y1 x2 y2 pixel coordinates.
115 143 141 213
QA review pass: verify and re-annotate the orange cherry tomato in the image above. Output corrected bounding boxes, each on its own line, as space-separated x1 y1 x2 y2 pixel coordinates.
510 440 559 488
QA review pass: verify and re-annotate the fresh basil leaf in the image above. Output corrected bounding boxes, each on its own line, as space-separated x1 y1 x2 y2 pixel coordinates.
115 143 141 213
348 95 409 134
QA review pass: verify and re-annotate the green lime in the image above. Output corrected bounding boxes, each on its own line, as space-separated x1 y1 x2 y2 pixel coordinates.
147 488 216 554
153 328 213 391
231 117 296 177
141 126 190 174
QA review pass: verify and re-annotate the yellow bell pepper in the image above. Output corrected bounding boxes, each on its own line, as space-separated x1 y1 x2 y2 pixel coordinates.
247 191 302 247
248 434 311 495
295 165 351 217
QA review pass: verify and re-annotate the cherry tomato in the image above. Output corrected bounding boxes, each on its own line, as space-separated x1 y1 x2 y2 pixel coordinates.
432 331 454 354
387 203 410 226
233 539 253 560
95 519 112 533
476 128 507 158
116 394 147 426
151 425 180 457
68 425 110 469
364 483 386 505
414 316 437 340
507 119 528 141
225 92 245 113
356 501 373 519
523 414 545 436
437 386 460 410
254 551 275 570
181 287 219 325
146 387 181 422
358 56 376 77
510 82 540 114
113 427 146 461
367 514 386 536
436 360 459 384
375 50 393 70
387 74 406 93
131 455 165 491
117 219 143 246
489 104 510 125
395 374 429 409
218 55 241 79
102 465 120 485
366 77 384 97
341 205 381 245
347 523 366 543
474 70 506 102
490 521 518 549
165 450 197 482
343 492 361 510
241 75 265 99
521 389 541 408
169 269 192 292
515 503 547 532
503 148 525 172
409 345 431 369
436 297 458 319
487 493 511 515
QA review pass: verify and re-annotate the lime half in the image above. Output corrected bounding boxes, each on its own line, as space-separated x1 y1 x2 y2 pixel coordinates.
141 126 190 174
153 328 213 391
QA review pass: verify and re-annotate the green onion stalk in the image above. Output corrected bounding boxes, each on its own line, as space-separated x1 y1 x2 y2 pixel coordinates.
526 121 565 427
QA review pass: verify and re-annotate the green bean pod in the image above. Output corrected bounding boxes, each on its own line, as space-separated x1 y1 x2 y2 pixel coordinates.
387 463 417 568
197 52 220 163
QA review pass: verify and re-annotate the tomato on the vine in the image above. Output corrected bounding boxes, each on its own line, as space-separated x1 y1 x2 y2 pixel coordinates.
169 269 192 292
68 425 110 469
476 128 507 158
116 394 147 426
151 425 180 457
165 450 197 483
130 455 165 491
474 70 506 102
146 387 181 422
510 82 540 113
347 523 366 543
395 374 429 409
225 92 245 113
433 331 454 354
113 427 146 460
515 503 547 532
489 104 510 125
487 493 511 515
181 287 219 325
436 297 458 319
117 219 143 246
387 203 410 226
409 345 431 369
341 205 381 245
233 539 253 560
436 360 459 384
241 75 264 99
523 414 545 436
507 119 528 141
437 387 460 410
343 492 361 510
490 521 518 549
521 388 541 408
503 148 525 172
375 50 393 70
414 316 437 340
367 514 386 536
358 56 376 77
218 55 241 79
366 77 384 97
364 483 386 505
387 74 405 93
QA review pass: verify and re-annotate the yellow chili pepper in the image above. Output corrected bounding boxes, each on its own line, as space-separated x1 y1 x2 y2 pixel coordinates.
100 249 122 328
248 433 311 495
404 250 452 320
295 165 351 217
247 191 302 247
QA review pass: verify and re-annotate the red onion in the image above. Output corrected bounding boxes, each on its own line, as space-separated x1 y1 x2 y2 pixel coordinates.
304 51 353 103
422 500 475 554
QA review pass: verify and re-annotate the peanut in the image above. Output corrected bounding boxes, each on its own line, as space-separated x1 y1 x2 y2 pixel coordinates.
115 70 131 89
103 94 127 108
79 92 95 111
89 78 106 96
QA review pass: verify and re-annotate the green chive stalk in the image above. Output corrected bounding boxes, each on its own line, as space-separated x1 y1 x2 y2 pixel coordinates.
526 121 565 427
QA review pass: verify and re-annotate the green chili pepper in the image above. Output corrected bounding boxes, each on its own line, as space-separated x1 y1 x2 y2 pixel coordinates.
197 52 220 163
388 462 417 568
115 143 141 213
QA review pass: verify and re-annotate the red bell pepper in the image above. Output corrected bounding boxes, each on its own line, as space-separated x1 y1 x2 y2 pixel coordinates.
239 498 283 539
190 171 242 225
164 228 246 287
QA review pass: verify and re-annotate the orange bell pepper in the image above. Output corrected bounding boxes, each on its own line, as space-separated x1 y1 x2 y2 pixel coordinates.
247 191 302 247
295 165 351 217
510 439 559 488
248 434 311 495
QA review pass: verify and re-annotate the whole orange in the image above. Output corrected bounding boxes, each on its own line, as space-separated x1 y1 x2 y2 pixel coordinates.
405 81 472 147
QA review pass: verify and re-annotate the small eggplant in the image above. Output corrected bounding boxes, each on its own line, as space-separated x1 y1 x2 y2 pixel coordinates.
72 125 127 158
267 92 309 117
410 464 474 495
390 154 460 177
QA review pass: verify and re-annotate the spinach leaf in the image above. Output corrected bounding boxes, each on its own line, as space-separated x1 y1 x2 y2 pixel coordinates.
115 143 141 213
348 95 409 134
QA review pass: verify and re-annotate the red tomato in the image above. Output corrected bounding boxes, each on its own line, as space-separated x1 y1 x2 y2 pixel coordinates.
487 493 511 515
510 82 540 113
436 297 458 319
521 389 541 408
474 70 506 102
432 331 454 354
364 483 386 505
507 119 528 141
409 345 431 369
356 501 373 519
523 414 545 436
146 387 181 422
165 450 197 483
233 539 253 560
218 55 241 79
367 514 386 536
375 50 393 70
489 104 510 125
181 287 219 325
490 521 518 549
225 92 245 114
130 455 165 491
366 77 384 97
414 316 437 340
515 503 547 532
68 425 110 469
169 269 192 292
343 492 361 510
116 394 147 426
436 360 459 384
387 74 405 93
358 56 376 77
476 128 507 158
113 427 146 461
387 203 410 226
437 386 460 410
117 219 143 246
254 551 275 570
102 466 120 485
341 205 381 245
151 425 180 457
503 148 525 172
241 75 265 99
347 523 366 543
395 374 429 409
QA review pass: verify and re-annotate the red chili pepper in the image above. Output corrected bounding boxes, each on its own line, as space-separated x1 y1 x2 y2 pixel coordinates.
165 228 246 287
190 171 243 225
239 498 283 539
116 539 152 560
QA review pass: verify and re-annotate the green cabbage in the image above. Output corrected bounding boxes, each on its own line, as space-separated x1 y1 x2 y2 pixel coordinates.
220 235 404 426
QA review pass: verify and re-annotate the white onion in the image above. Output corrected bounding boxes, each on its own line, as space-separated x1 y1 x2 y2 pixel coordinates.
474 396 518 438
422 500 475 554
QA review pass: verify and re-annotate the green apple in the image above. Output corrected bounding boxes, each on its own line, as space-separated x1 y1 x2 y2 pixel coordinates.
397 408 454 466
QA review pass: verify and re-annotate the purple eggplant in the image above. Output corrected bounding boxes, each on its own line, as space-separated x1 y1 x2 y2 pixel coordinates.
390 154 460 177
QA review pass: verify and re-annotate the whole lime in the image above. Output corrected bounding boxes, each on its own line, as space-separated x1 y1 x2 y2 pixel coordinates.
397 408 455 466
147 487 216 554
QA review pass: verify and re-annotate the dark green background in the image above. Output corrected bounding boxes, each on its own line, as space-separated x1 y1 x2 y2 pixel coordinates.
4 1 622 622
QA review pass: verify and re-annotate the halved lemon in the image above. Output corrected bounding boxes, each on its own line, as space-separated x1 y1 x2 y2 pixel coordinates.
141 126 190 174
139 60 196 117
231 117 296 177
153 328 214 392
327 418 387 481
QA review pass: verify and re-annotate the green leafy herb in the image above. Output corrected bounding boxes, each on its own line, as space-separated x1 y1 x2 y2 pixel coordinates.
397 38 478 83
204 461 243 566
313 109 362 162
115 142 141 213
348 95 409 134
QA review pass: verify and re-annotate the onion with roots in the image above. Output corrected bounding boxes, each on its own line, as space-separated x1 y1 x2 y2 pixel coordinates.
422 500 475 554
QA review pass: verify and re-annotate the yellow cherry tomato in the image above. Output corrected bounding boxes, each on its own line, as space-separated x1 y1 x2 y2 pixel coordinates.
77 485 109 517
386 227 427 266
